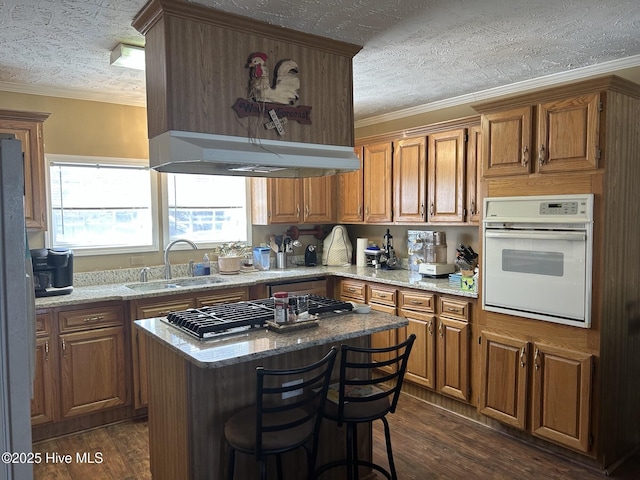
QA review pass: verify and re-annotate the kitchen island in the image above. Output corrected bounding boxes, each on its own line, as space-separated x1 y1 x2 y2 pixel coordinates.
135 309 408 480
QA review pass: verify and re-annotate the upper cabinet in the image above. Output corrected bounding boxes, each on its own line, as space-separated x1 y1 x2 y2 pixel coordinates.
393 136 427 222
251 176 334 225
466 125 482 223
337 147 364 223
478 92 601 178
0 109 50 230
427 129 466 223
363 142 393 223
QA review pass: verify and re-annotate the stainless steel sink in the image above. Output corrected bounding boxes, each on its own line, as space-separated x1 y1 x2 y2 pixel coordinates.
125 276 226 291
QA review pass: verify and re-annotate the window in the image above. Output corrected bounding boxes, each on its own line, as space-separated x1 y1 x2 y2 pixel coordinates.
165 173 248 245
48 155 157 254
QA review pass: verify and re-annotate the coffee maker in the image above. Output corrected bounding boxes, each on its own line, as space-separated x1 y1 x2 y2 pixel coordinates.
380 229 397 270
31 248 74 297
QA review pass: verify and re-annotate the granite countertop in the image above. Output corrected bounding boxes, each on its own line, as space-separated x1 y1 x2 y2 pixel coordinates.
135 310 408 368
35 265 477 309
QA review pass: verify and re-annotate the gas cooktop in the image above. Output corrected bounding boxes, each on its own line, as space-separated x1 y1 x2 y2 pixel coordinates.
163 295 353 340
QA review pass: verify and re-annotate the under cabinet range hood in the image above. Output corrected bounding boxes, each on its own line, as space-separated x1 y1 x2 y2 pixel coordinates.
133 0 362 178
150 131 361 178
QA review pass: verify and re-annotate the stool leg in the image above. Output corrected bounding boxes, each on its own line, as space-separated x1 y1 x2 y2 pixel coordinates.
345 423 355 480
352 424 359 479
227 448 235 480
276 454 283 479
381 416 397 480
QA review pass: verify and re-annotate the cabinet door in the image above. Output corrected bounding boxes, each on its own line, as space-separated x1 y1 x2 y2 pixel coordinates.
303 175 333 223
481 107 532 177
531 342 593 453
338 147 364 223
363 142 393 223
31 336 55 425
393 136 427 222
0 111 49 230
60 326 127 418
436 317 470 401
478 331 529 430
403 315 436 389
369 302 397 374
269 178 303 223
466 125 482 224
427 129 466 222
537 93 600 173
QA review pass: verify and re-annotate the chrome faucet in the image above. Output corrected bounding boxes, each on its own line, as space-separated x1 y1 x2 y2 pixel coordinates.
164 239 198 279
139 266 151 282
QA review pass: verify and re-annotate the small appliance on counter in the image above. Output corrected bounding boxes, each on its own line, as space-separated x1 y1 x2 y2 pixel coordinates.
30 248 74 297
410 230 455 278
304 244 317 266
365 229 397 269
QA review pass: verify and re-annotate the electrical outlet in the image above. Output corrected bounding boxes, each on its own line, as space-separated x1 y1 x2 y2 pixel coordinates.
282 378 303 400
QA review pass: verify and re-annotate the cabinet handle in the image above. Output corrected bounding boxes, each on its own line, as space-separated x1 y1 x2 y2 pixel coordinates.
410 300 422 305
538 145 546 166
305 205 309 217
427 319 433 335
534 348 540 371
296 205 300 218
358 205 362 216
365 206 369 216
519 347 526 368
446 307 458 313
420 204 424 217
438 321 444 338
45 340 49 360
83 315 104 323
62 338 66 356
521 145 529 166
347 287 356 293
430 203 434 215
470 200 476 215
379 293 387 298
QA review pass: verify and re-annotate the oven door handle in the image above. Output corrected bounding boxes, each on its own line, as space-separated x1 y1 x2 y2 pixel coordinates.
485 230 586 241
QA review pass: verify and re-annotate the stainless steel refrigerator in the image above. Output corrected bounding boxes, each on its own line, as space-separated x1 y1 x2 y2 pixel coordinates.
0 136 36 480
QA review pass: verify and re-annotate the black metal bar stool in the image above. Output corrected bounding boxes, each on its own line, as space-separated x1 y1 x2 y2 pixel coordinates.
314 334 416 480
224 347 338 480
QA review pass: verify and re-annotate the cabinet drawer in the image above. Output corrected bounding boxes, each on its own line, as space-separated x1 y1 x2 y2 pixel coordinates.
136 298 195 319
340 281 367 302
35 311 51 336
439 297 470 321
368 285 396 306
196 287 249 307
59 305 124 332
399 291 435 313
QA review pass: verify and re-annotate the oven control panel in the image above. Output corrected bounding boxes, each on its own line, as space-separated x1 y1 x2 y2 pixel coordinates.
540 201 579 215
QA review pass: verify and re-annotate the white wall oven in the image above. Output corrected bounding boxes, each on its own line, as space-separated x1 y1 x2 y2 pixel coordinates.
482 194 594 328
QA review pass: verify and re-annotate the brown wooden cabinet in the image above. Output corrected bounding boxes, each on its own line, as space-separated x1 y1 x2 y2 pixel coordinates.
337 147 364 223
251 176 333 224
478 331 593 453
393 136 427 222
466 125 482 223
0 109 50 230
31 311 55 426
436 296 471 401
478 330 529 430
367 284 398 373
58 304 127 419
427 129 466 223
398 290 436 389
480 93 601 178
363 142 393 223
531 342 593 453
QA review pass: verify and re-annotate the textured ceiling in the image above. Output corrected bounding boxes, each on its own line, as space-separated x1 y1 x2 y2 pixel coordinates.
1 0 640 121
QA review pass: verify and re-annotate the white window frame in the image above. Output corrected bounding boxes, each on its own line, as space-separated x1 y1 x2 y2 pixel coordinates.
45 154 160 256
159 173 252 251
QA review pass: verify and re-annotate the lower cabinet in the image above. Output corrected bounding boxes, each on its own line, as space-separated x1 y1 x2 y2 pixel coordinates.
367 284 398 373
399 292 471 402
478 330 594 453
31 303 128 425
31 311 55 425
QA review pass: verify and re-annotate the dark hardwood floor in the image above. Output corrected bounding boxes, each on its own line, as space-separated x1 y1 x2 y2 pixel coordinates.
33 394 640 479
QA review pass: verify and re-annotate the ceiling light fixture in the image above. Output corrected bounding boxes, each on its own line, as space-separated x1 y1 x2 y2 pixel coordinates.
110 43 145 70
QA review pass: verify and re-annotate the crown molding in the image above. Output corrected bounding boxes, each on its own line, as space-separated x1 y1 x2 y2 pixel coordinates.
0 81 147 108
354 54 640 128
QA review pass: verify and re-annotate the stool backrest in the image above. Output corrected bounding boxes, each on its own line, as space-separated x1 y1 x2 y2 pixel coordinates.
335 334 416 423
255 347 338 459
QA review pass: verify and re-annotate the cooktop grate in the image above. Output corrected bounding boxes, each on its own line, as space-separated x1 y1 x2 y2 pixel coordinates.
163 295 353 340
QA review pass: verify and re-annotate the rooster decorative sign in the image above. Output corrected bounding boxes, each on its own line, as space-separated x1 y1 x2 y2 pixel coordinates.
232 52 312 135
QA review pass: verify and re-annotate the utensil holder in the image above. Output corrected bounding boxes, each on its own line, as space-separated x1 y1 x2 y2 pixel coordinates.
276 252 286 269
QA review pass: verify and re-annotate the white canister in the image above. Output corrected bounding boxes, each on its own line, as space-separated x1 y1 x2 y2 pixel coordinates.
356 238 369 267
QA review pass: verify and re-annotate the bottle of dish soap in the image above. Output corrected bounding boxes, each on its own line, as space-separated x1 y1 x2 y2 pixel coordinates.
202 253 211 275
